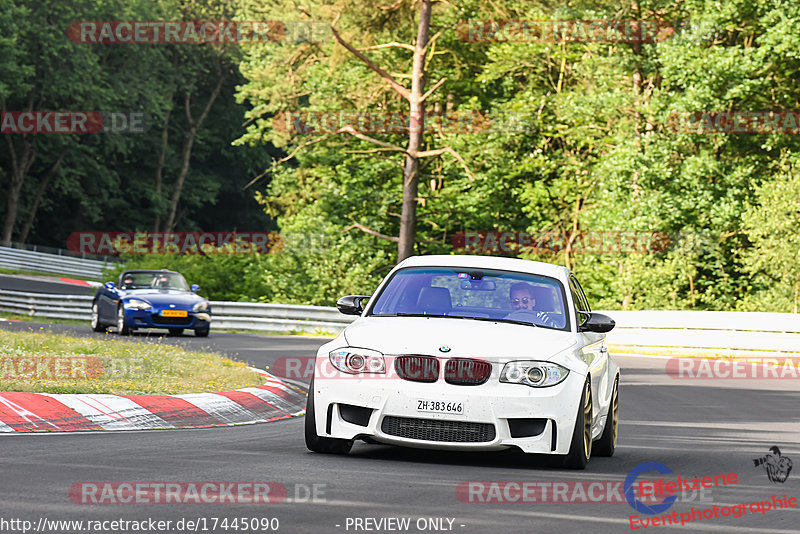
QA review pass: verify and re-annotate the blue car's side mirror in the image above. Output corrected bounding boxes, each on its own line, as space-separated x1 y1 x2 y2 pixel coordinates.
191 284 200 292
104 282 115 290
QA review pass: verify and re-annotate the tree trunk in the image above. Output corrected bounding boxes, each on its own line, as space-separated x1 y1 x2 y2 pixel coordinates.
2 135 37 245
153 108 171 232
17 149 66 244
397 0 432 262
163 72 226 232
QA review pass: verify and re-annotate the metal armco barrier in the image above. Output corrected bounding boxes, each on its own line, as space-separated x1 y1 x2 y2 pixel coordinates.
0 245 113 280
210 301 354 333
0 289 798 354
598 310 800 356
0 290 93 321
0 289 353 334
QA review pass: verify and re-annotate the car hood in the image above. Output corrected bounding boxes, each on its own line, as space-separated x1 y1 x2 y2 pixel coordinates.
122 290 204 308
342 316 578 362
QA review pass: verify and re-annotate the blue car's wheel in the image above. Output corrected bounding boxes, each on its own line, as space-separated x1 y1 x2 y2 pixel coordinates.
91 302 105 332
194 327 209 337
116 305 131 336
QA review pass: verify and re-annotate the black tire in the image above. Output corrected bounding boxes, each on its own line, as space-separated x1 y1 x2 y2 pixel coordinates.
304 378 353 454
563 379 592 469
90 302 105 332
169 328 184 336
116 305 130 335
194 328 210 337
594 376 619 457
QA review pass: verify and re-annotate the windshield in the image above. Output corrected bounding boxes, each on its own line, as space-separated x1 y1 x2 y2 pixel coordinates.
367 267 569 330
120 272 189 291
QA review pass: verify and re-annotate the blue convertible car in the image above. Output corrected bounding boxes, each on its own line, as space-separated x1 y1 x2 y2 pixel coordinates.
91 269 211 336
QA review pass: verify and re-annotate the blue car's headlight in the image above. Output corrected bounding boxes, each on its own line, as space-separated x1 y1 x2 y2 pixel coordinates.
125 299 152 311
193 301 209 313
500 361 569 387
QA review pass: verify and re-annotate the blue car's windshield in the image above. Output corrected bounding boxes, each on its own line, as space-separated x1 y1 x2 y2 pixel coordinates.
121 272 189 291
367 267 569 330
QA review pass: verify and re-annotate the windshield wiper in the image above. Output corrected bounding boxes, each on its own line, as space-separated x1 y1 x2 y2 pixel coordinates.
463 316 537 327
375 313 536 327
378 312 452 318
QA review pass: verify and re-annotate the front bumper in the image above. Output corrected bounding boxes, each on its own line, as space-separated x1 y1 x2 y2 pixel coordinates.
123 308 211 330
311 358 586 455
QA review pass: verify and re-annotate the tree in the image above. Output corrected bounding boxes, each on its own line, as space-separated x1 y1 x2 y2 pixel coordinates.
240 0 471 261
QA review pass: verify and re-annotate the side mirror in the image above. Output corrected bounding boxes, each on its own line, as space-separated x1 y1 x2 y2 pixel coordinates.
336 295 370 316
191 284 200 292
104 282 115 290
579 312 615 333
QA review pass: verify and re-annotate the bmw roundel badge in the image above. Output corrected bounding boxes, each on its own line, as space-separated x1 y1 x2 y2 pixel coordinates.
439 346 451 353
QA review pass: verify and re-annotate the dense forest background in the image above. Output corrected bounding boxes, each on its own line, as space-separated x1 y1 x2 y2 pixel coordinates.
1 0 798 312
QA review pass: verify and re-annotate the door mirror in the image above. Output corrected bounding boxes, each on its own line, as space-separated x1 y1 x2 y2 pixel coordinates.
104 282 115 290
191 284 200 292
579 312 615 333
336 295 370 316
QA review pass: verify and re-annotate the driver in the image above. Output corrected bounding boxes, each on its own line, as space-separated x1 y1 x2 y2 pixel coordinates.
508 282 558 328
122 275 134 289
156 275 171 288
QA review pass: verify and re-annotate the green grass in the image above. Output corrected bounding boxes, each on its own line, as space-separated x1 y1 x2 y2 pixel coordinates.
0 313 87 326
0 313 337 337
0 328 266 394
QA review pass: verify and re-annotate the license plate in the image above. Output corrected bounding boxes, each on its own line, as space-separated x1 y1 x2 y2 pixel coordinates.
160 310 188 317
416 399 465 415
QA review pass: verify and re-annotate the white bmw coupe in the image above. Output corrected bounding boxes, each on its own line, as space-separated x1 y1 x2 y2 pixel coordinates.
305 255 619 469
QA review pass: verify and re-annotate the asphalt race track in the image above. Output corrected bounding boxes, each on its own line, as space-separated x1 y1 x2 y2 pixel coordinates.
1 320 799 533
0 274 96 295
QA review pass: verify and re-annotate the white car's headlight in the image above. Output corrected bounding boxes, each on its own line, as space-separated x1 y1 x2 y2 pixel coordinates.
329 348 385 374
125 299 151 311
193 301 209 312
500 361 569 387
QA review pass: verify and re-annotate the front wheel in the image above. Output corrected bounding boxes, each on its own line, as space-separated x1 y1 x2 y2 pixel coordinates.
563 379 592 469
116 305 130 335
304 379 353 454
594 376 619 457
91 303 105 332
194 327 209 337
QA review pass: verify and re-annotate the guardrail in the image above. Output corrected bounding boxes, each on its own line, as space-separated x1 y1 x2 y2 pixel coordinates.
0 290 93 321
598 310 800 356
0 289 353 333
0 289 797 355
210 301 353 333
0 246 114 280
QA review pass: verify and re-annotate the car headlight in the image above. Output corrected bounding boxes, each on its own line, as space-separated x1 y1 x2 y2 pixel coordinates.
125 299 151 311
500 361 569 387
193 301 209 313
329 348 385 374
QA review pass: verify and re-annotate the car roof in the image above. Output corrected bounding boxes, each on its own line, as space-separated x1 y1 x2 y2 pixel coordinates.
395 254 570 280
